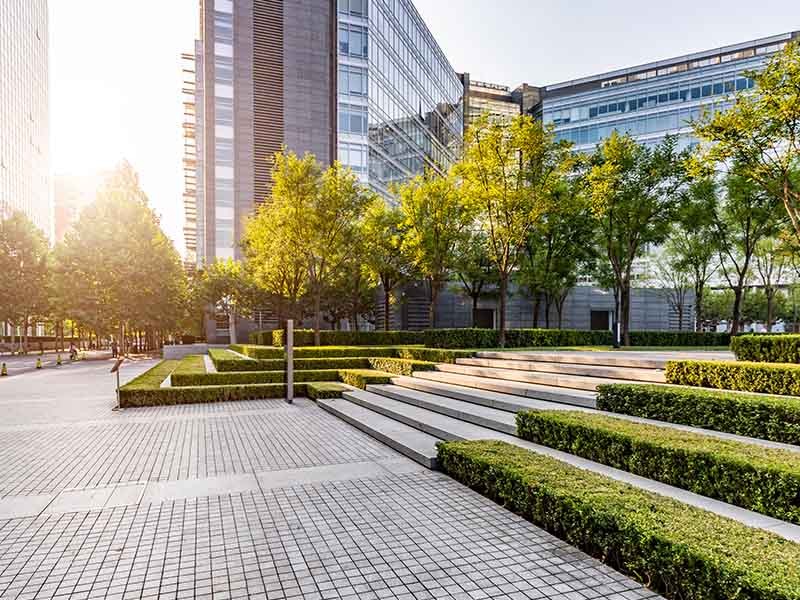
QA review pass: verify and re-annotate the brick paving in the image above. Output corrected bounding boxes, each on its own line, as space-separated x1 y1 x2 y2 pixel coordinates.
0 360 662 599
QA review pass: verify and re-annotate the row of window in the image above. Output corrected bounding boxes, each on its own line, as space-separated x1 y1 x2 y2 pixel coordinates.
338 0 367 17
547 77 754 125
339 23 368 58
554 104 722 147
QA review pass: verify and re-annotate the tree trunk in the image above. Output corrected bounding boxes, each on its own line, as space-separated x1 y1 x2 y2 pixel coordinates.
313 289 321 346
498 275 508 348
471 295 479 328
695 284 704 332
230 309 238 345
544 295 552 329
532 294 541 328
621 282 632 346
428 279 439 330
767 290 774 332
382 284 391 332
731 285 744 335
678 305 684 331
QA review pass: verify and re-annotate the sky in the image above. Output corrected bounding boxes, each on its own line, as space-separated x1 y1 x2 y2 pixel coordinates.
49 0 800 255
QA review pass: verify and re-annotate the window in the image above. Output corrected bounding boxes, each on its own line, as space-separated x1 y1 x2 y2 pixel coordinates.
338 103 368 135
338 23 368 58
338 142 367 173
338 0 367 16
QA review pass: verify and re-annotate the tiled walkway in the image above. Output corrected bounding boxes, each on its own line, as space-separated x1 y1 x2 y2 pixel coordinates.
0 360 662 599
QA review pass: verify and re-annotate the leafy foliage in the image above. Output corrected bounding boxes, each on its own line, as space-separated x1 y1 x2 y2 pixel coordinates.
666 358 800 395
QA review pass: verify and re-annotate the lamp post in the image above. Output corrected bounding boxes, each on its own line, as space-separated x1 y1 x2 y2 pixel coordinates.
285 319 293 404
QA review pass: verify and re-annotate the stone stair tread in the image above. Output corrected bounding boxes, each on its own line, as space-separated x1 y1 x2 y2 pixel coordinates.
366 384 517 435
456 357 665 383
476 350 669 369
390 376 800 453
412 370 597 407
317 397 439 468
432 363 614 392
335 389 800 542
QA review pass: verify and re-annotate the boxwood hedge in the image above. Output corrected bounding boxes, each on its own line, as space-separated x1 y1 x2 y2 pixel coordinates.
171 369 342 387
666 359 800 396
438 440 800 600
516 409 800 524
366 357 436 376
306 382 347 400
597 384 800 445
121 360 178 390
172 354 206 376
339 369 394 389
732 334 800 363
269 329 426 347
120 383 305 407
394 347 474 363
229 344 282 359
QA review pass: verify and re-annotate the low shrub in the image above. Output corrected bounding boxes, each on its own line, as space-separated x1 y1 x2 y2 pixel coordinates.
732 334 800 363
231 357 371 371
666 359 800 396
366 357 436 376
421 328 615 349
339 369 394 389
438 440 800 600
597 384 800 446
171 369 341 387
294 346 401 359
270 329 426 347
517 409 800 524
394 347 475 363
628 330 730 347
230 344 283 359
307 382 347 400
120 383 306 407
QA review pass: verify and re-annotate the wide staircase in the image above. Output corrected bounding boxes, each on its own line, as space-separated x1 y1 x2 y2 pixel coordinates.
317 349 800 541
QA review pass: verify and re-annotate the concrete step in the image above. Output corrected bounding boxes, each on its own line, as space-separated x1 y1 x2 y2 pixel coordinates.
334 389 800 542
435 362 624 392
411 370 597 408
476 350 668 369
391 375 800 454
456 357 665 383
366 384 517 435
317 397 440 468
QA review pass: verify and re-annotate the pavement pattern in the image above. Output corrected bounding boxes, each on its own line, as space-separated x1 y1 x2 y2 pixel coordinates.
0 359 662 599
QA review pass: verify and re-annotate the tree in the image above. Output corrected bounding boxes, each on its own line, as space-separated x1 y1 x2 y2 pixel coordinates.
516 181 596 328
361 200 409 331
702 289 735 326
585 132 688 345
713 170 785 334
669 178 721 331
452 230 498 327
196 259 254 345
0 212 50 351
457 113 574 346
754 236 791 331
651 247 693 330
52 162 186 352
693 41 800 239
397 170 474 328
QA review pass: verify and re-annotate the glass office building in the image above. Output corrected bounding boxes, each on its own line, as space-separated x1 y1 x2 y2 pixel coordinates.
337 0 464 197
0 0 50 240
537 32 798 153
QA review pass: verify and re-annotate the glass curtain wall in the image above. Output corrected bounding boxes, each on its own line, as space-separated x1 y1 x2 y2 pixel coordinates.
213 0 235 259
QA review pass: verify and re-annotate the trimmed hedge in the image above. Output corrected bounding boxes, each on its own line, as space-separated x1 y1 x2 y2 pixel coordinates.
120 383 306 407
666 359 800 396
628 330 730 347
229 357 372 371
517 409 800 524
597 384 800 446
366 357 436 376
339 369 394 389
438 440 800 600
732 334 800 363
270 329 426 347
307 382 347 400
294 346 401 359
394 347 474 363
172 354 206 376
171 369 342 387
229 344 282 359
421 328 615 349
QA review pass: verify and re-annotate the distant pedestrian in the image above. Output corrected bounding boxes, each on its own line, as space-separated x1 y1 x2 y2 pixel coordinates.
111 340 118 358
69 342 78 361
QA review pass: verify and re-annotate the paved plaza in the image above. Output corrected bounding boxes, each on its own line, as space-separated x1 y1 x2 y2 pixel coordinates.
0 360 661 599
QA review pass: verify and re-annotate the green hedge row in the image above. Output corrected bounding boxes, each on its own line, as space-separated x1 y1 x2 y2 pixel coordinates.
339 369 394 389
366 357 436 376
306 382 347 400
171 369 342 387
229 344 282 359
394 347 474 363
732 334 800 363
437 440 800 600
628 330 730 347
121 360 178 390
597 384 800 446
267 329 426 347
414 328 616 349
666 359 800 396
516 409 800 524
172 354 206 376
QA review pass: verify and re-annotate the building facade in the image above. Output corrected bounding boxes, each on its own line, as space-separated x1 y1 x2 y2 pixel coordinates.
0 0 50 239
189 0 464 340
536 32 799 153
